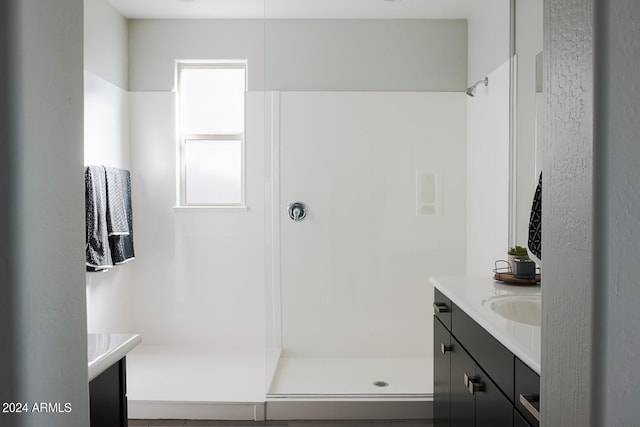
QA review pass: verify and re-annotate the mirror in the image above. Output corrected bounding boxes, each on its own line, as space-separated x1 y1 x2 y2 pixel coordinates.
513 0 544 249
535 51 543 179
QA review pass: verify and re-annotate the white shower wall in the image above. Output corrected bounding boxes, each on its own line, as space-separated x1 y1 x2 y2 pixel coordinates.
466 59 511 276
128 91 267 351
273 92 467 360
84 0 135 335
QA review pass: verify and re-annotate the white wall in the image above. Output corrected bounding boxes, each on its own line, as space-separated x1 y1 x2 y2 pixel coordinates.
84 0 135 334
0 1 89 425
276 92 467 357
128 91 267 351
465 1 511 276
466 60 511 276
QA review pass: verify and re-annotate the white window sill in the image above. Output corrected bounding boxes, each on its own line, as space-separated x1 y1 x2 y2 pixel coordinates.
172 205 248 212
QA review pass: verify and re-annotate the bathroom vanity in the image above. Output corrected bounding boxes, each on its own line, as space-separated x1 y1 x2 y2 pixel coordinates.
430 277 540 427
88 333 141 427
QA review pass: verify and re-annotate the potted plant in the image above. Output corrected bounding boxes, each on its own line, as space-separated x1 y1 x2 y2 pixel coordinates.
508 245 529 270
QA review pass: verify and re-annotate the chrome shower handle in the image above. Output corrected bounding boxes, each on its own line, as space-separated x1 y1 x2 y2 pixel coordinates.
288 202 307 221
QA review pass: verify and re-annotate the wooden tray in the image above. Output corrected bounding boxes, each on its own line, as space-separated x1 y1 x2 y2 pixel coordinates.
493 271 540 286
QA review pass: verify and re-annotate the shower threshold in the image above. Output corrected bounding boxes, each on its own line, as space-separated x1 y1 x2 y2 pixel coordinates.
265 356 432 419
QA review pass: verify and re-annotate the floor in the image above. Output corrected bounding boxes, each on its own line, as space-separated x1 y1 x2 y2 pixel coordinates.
129 420 434 427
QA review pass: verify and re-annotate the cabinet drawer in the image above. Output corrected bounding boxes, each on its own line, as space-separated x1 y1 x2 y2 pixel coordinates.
514 407 532 427
452 302 514 402
433 288 452 330
475 365 513 427
515 357 540 427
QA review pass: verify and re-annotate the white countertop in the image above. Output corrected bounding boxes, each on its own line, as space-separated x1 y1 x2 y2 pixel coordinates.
430 276 541 374
88 333 142 381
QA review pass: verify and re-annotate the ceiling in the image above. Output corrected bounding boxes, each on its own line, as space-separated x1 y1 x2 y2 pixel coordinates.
106 0 481 20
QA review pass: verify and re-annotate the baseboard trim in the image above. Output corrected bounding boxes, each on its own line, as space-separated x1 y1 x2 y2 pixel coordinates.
128 396 432 421
128 400 266 421
266 395 432 420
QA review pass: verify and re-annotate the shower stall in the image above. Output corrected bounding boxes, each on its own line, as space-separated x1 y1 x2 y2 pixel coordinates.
263 90 466 407
260 10 471 414
118 0 512 420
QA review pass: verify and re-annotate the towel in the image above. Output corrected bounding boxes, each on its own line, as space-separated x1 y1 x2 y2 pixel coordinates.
85 166 113 271
105 167 130 236
105 167 135 264
528 171 542 260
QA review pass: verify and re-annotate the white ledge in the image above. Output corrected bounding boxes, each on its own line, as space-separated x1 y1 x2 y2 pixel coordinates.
172 205 248 212
88 333 142 381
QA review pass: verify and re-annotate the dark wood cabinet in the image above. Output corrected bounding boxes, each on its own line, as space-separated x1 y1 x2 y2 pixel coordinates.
89 357 128 427
433 289 539 427
448 335 512 427
514 408 532 427
434 288 452 330
449 336 476 427
474 364 513 427
434 318 452 427
514 357 540 426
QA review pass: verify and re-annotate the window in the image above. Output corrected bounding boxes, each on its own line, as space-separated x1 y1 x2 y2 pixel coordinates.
177 62 247 207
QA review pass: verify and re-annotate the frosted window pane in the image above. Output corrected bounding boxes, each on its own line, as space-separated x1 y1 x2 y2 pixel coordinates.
184 139 242 204
180 68 245 133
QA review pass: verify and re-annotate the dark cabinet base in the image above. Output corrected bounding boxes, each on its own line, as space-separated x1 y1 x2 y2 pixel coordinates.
89 357 128 427
433 288 540 427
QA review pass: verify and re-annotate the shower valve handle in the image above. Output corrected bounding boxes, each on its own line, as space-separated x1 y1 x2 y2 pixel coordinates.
288 202 307 221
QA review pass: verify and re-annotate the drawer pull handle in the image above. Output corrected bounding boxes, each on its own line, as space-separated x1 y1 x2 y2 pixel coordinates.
463 373 483 395
441 343 453 354
433 303 450 314
468 379 484 395
519 394 541 422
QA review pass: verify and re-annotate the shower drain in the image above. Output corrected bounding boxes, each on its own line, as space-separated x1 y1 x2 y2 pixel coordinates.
373 380 389 387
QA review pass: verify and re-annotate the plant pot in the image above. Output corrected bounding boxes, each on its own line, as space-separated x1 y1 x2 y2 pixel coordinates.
508 254 529 271
514 258 536 279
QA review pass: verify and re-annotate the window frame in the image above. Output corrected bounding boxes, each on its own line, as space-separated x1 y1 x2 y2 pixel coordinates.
176 61 247 208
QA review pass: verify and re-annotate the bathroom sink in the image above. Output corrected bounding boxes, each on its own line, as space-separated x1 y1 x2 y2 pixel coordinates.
482 295 541 326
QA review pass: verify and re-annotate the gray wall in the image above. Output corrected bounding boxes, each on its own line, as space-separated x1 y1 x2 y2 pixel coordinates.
128 19 467 92
467 0 511 85
264 20 467 91
0 1 89 426
84 0 129 89
543 0 594 424
593 0 640 424
545 0 640 424
129 19 266 91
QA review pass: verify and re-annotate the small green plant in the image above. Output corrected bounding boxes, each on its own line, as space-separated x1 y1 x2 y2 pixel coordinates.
508 245 528 256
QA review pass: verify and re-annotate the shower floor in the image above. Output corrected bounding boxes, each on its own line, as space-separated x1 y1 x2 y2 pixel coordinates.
268 356 433 397
125 347 431 419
